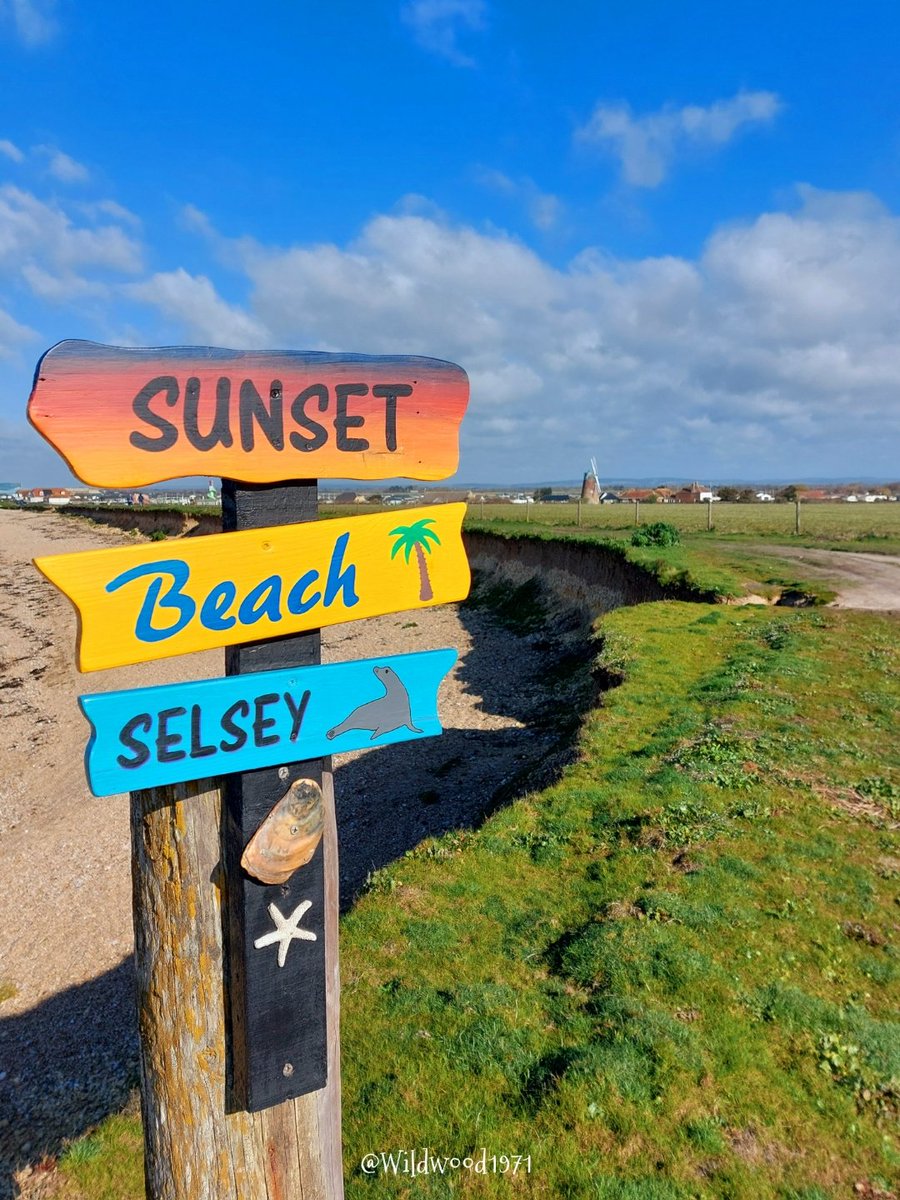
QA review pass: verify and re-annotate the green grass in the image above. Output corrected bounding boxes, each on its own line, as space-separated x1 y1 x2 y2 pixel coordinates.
461 500 900 551
334 601 899 1198
56 1115 144 1200
42 532 899 1199
459 503 900 601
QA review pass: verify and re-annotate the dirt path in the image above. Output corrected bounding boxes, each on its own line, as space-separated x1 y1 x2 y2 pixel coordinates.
0 510 578 1197
748 544 900 610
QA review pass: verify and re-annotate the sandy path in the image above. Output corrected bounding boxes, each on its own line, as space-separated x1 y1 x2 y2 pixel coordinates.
0 510 569 1194
745 543 900 610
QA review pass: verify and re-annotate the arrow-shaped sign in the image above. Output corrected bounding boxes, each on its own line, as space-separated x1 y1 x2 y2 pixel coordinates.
79 648 457 796
35 503 469 671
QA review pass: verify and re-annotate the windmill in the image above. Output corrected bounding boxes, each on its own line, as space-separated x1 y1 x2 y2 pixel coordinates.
580 457 601 505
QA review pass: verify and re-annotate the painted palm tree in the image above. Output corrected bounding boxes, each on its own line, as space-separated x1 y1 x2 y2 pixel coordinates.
389 518 441 601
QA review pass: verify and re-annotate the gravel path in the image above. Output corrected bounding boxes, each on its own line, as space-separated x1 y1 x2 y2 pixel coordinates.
0 510 580 1197
743 543 900 610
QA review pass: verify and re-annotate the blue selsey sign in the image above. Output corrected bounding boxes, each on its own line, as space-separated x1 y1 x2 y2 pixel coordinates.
80 649 457 797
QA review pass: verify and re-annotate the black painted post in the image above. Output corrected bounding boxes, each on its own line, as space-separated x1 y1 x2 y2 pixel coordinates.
221 478 332 1112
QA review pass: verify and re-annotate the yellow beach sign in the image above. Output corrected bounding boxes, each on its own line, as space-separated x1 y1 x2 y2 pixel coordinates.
35 504 469 671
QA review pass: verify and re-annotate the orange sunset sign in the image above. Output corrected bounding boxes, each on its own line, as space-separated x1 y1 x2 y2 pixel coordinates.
28 340 469 487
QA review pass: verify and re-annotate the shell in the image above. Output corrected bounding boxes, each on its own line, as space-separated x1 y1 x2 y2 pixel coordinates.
240 777 324 885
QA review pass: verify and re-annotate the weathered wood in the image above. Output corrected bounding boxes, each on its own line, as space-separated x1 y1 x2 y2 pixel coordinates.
28 340 469 486
131 477 343 1198
131 772 342 1198
35 503 470 671
80 648 457 795
221 480 334 1113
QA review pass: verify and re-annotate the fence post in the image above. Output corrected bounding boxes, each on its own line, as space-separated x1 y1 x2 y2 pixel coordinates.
707 497 713 532
634 499 640 526
795 498 801 535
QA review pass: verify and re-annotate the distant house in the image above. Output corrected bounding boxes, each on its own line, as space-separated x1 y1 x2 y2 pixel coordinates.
672 482 706 504
428 489 472 504
17 487 72 505
44 488 72 506
599 491 623 503
544 493 572 503
756 492 775 502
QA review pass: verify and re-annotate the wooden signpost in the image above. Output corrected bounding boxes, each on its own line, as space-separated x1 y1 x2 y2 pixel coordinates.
29 342 471 1199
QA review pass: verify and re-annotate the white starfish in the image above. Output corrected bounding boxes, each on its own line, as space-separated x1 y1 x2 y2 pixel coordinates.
254 900 317 968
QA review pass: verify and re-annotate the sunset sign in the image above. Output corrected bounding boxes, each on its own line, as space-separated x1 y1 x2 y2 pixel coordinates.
28 340 470 487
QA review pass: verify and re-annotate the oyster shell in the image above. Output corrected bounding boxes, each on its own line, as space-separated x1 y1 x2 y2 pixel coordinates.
240 777 324 885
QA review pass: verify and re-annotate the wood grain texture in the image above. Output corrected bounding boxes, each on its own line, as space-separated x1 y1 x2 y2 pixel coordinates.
27 340 469 486
131 476 343 1198
130 772 342 1198
80 648 457 795
34 503 470 671
220 479 333 1113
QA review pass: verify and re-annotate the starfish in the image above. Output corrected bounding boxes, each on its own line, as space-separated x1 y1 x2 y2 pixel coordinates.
254 900 317 968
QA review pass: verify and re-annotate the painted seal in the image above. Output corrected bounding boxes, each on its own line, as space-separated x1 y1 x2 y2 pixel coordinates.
326 665 422 741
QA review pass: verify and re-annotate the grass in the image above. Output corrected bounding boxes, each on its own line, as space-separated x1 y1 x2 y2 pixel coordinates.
334 601 899 1198
32 523 899 1199
458 502 900 601
53 1115 144 1200
461 499 900 552
23 496 898 602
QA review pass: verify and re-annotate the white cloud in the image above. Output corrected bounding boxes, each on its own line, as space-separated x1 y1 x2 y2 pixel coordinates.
0 184 143 302
45 150 90 184
126 269 269 347
0 139 24 163
2 0 58 46
77 198 141 227
474 167 562 231
5 180 897 483
577 89 783 187
401 0 486 66
180 186 895 478
0 304 37 357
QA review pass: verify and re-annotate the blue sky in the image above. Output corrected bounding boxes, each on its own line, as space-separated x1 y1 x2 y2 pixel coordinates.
2 0 899 486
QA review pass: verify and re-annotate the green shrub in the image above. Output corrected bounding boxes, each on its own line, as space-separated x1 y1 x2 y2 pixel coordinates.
630 521 680 548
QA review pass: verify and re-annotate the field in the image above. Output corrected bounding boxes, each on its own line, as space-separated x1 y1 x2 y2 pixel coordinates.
10 508 899 1199
462 500 900 550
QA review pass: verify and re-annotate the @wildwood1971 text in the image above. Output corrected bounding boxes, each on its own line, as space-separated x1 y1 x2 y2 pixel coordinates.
360 1149 532 1177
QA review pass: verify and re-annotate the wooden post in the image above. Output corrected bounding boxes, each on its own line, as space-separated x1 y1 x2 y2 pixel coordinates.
130 478 343 1200
795 498 801 535
634 499 640 526
577 498 582 527
707 497 713 531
